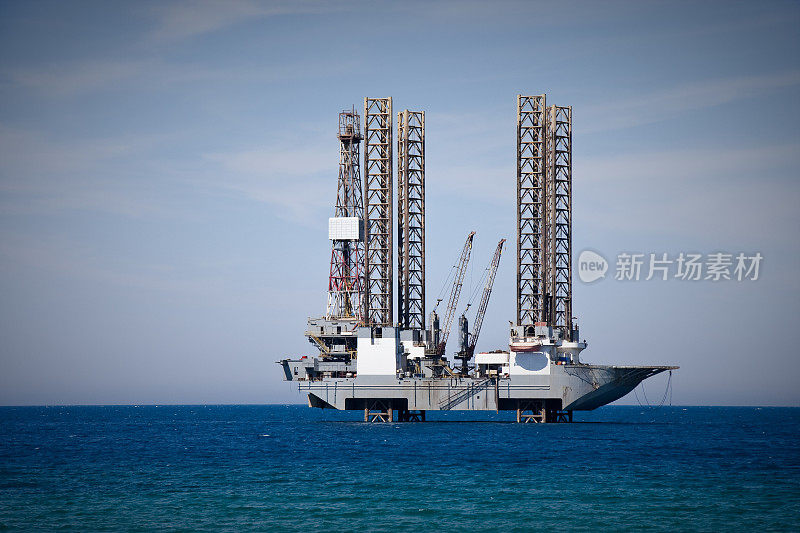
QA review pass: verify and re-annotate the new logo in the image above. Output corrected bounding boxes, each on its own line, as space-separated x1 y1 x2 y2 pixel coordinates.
578 250 608 283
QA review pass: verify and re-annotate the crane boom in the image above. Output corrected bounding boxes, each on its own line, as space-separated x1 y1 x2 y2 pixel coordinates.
437 231 475 356
468 239 506 356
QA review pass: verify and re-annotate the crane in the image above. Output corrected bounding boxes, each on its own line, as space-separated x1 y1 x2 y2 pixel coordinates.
455 238 506 375
434 231 475 357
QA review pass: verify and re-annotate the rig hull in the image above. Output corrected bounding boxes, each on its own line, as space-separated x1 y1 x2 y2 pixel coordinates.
281 323 677 420
296 364 674 413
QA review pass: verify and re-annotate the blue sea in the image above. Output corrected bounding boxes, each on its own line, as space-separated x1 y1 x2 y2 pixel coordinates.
1 405 798 531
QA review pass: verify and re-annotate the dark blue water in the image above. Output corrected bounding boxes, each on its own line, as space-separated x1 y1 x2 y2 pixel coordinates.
1 406 798 531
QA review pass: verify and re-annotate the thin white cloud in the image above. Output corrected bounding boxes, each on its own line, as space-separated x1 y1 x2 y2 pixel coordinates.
0 122 343 223
145 0 347 43
2 59 215 97
201 140 338 223
574 143 800 245
2 57 356 97
580 70 800 133
423 108 514 204
0 125 177 217
6 60 151 98
578 143 799 185
0 227 304 305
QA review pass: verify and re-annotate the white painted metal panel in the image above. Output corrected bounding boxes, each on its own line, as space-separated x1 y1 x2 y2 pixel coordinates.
509 351 551 375
401 340 425 359
328 217 362 241
356 333 400 375
475 352 509 365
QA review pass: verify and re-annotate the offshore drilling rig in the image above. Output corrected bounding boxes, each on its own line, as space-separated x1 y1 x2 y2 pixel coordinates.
279 95 676 422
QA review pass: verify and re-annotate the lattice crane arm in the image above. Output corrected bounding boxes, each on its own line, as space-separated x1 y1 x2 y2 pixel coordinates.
437 231 475 356
468 238 505 356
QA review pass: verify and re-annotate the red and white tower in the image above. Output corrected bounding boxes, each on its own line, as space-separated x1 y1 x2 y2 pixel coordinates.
326 110 364 322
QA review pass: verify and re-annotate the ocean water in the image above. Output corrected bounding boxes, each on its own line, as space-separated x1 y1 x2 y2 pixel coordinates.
0 405 798 531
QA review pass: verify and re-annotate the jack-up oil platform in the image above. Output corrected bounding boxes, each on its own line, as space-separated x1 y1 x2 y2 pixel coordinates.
278 95 677 422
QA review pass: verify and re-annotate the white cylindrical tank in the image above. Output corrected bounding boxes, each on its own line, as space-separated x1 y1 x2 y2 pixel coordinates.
556 341 586 364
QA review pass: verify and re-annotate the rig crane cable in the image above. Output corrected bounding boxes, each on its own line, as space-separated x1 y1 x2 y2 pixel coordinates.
464 257 492 310
437 231 475 355
432 244 461 311
467 239 505 356
634 370 673 409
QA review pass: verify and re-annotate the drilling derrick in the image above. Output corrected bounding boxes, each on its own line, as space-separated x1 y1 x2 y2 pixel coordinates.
516 95 573 338
546 105 573 333
397 110 426 331
326 110 364 321
363 98 393 327
516 95 548 328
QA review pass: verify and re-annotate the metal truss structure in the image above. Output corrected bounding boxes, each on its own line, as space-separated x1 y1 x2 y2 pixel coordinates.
468 239 506 358
363 98 394 327
326 110 364 320
516 95 547 326
455 238 505 375
516 94 574 334
397 110 426 331
546 105 573 331
437 231 475 356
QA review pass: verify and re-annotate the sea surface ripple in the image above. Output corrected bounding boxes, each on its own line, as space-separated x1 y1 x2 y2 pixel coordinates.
0 405 798 531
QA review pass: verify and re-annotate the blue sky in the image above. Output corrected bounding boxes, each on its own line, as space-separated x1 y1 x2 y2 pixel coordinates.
0 0 798 405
